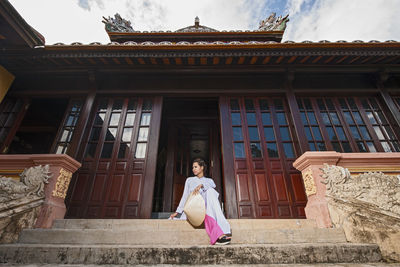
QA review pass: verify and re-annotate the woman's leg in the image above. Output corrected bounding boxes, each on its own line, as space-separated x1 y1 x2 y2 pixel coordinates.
203 188 231 244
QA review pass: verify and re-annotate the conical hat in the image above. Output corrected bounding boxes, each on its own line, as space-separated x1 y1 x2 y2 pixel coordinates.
183 191 206 227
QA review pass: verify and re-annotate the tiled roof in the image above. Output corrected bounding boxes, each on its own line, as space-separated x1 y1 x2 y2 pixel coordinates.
47 40 399 47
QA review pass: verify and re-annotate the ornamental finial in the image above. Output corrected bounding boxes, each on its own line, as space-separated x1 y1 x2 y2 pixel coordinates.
258 13 289 31
195 16 200 27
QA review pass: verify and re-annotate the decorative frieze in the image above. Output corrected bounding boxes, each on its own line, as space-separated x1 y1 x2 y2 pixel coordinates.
302 168 316 196
52 168 73 199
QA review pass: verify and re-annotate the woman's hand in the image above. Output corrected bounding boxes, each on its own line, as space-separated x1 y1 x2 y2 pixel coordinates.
169 212 178 219
193 184 203 195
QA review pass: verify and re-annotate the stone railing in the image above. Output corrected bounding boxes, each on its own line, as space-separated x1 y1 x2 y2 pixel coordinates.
293 152 400 262
0 154 81 243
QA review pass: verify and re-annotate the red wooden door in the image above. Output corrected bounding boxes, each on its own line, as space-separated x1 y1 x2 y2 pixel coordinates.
66 96 162 218
163 119 223 212
220 96 307 219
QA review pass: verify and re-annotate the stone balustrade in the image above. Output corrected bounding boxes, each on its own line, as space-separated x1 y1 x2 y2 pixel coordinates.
293 151 400 228
0 154 81 231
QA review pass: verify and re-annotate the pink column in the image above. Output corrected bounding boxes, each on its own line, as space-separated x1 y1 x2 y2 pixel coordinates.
293 151 341 228
0 154 81 228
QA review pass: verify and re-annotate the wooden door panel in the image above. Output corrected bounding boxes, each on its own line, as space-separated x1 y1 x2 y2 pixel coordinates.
236 173 251 202
108 174 125 202
90 174 107 201
254 173 269 202
235 160 247 170
115 161 127 171
259 205 273 217
290 173 307 202
124 205 139 218
239 205 252 218
104 206 120 218
128 174 142 202
277 205 291 217
87 206 101 218
71 173 89 201
272 173 289 202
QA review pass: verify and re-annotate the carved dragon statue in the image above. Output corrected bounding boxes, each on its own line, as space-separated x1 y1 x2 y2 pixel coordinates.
259 13 289 31
321 164 400 216
102 13 134 33
0 165 52 202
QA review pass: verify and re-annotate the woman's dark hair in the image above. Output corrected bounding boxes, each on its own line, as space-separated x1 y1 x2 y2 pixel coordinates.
193 158 207 175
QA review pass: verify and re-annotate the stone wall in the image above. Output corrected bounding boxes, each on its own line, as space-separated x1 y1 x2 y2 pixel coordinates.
322 164 400 262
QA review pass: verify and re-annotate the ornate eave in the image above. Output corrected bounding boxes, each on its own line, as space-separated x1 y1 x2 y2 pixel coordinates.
1 41 400 74
0 0 45 48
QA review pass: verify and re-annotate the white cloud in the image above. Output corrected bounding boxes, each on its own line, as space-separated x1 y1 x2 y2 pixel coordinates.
283 0 400 41
7 0 400 44
9 0 269 44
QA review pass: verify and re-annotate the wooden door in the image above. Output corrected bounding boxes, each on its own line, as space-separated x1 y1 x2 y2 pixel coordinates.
220 96 307 219
163 119 222 212
66 96 162 218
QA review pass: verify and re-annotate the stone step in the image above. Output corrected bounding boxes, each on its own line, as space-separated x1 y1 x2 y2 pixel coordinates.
0 243 382 265
1 264 398 267
18 228 347 245
52 219 317 230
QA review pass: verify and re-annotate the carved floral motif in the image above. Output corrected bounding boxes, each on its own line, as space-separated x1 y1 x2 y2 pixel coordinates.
321 164 400 216
52 168 72 199
302 168 317 196
0 165 51 202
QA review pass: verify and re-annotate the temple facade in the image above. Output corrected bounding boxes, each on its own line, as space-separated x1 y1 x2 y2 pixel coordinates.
1 0 400 221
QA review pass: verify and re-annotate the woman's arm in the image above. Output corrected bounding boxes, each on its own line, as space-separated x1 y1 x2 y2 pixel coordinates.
201 178 216 191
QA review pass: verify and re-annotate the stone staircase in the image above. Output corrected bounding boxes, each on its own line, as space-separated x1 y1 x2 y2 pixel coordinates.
0 219 384 265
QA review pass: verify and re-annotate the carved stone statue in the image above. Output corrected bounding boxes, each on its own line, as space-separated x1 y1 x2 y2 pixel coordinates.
0 165 52 202
321 164 400 262
321 164 400 216
259 13 289 31
102 13 134 33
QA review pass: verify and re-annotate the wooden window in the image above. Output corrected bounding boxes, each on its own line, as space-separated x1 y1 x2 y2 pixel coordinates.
53 99 83 154
135 99 152 158
361 98 400 152
296 96 400 153
316 98 352 152
0 98 28 153
297 98 326 151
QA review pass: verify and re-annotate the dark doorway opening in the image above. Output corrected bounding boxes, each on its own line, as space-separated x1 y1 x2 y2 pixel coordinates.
9 98 68 154
152 97 223 217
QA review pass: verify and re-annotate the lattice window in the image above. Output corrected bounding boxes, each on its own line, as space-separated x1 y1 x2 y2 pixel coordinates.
360 97 400 152
54 99 83 154
297 98 326 151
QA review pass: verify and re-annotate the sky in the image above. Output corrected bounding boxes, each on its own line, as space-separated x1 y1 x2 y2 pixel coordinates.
8 0 400 45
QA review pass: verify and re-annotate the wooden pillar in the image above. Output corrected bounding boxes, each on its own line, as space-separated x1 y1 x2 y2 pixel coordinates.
140 96 163 218
284 71 309 154
162 124 176 212
67 71 97 159
219 96 239 219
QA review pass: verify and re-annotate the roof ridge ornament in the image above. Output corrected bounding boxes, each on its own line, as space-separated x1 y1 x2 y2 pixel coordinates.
258 13 289 31
175 17 218 32
102 13 134 33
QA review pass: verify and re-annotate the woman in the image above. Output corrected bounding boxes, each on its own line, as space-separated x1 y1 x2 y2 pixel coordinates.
169 158 231 245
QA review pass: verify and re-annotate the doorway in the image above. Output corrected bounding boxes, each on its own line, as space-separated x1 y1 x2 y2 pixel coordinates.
153 97 223 214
